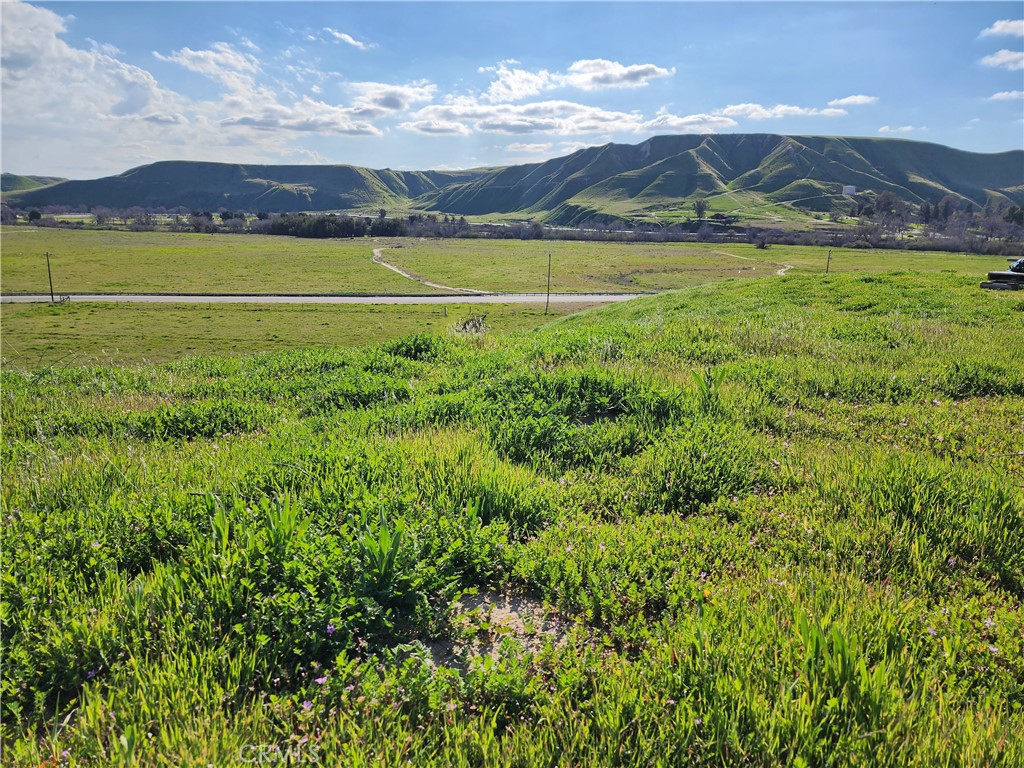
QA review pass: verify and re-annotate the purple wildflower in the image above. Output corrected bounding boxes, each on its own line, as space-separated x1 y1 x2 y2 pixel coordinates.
302 700 313 711
326 624 336 636
315 676 328 685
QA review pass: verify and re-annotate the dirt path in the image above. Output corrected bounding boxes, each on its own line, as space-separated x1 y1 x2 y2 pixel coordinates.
715 249 794 276
372 247 488 294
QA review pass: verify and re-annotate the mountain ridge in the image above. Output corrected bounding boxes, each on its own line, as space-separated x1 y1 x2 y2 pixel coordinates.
6 134 1023 225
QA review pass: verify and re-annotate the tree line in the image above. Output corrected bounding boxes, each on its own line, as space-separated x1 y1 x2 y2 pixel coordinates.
3 197 1022 256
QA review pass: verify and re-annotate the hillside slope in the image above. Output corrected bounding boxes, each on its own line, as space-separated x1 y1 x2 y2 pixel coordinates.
7 162 486 212
8 135 1023 223
420 135 1024 224
1 173 66 194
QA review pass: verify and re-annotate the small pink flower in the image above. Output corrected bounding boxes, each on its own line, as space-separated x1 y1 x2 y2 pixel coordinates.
315 676 328 685
301 700 313 711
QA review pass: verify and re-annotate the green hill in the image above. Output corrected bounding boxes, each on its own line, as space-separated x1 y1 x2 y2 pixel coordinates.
1 173 66 194
5 162 485 213
7 135 1022 223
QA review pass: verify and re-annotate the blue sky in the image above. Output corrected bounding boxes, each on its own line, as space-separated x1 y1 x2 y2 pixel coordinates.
2 1 1022 178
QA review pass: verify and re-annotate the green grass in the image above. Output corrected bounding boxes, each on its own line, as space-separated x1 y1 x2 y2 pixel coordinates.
2 270 1022 766
0 227 434 295
0 301 586 368
381 238 1003 293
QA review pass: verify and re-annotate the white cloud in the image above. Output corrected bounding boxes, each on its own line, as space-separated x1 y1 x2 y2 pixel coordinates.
346 80 437 119
481 63 554 103
404 96 738 138
559 59 675 91
828 94 878 106
980 49 1024 70
719 103 846 119
153 42 263 98
643 112 738 132
399 119 471 136
878 125 923 134
989 89 1024 100
220 97 382 136
322 27 372 50
477 58 674 102
980 19 1024 37
2 0 189 173
86 38 122 57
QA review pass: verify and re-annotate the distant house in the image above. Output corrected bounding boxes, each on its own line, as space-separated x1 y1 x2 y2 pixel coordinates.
709 212 739 225
842 185 857 195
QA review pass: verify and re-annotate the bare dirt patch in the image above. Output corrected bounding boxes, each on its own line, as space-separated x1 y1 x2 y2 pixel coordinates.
425 590 568 670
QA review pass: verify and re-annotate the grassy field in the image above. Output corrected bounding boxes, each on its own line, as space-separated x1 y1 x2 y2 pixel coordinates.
380 238 1002 293
2 270 1022 766
0 301 585 368
3 227 1003 298
0 228 433 295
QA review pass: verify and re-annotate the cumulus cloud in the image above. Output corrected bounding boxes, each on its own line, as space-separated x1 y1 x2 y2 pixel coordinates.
2 3 165 112
980 49 1024 70
828 94 878 106
989 89 1024 100
346 80 437 119
480 62 554 102
321 27 372 50
403 96 737 138
643 112 738 132
0 2 417 174
220 97 382 136
478 58 674 102
980 19 1024 37
399 119 471 136
719 103 846 119
559 59 675 90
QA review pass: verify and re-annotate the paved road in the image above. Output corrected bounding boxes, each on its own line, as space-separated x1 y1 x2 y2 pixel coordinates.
1 292 652 305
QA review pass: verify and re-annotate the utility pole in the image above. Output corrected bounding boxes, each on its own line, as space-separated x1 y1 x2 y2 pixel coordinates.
45 251 55 302
826 249 832 274
545 252 552 315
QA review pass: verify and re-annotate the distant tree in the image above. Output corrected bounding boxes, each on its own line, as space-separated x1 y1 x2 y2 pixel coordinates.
378 208 387 219
0 205 16 225
936 195 957 223
28 209 41 222
874 191 898 216
919 202 932 225
1004 205 1023 227
691 197 708 220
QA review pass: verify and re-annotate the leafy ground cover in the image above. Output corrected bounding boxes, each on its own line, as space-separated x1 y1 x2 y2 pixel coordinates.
2 271 1022 766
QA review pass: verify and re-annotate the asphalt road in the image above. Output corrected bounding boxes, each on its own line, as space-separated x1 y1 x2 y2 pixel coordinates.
1 292 652 305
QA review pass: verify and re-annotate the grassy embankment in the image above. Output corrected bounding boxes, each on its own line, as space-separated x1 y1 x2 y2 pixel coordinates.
2 269 1022 766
